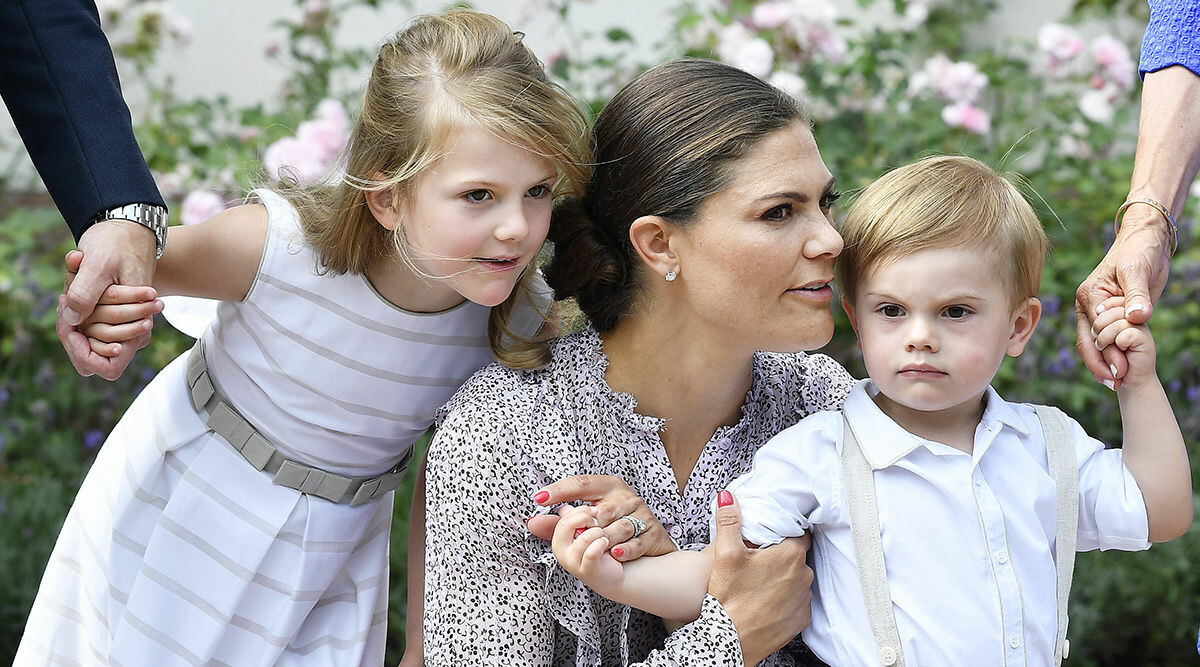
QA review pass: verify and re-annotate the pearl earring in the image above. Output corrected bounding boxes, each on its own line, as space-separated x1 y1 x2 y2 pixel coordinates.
664 269 678 282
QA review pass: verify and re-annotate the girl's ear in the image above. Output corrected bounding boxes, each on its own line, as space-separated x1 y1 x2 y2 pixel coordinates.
364 173 404 230
1005 297 1042 357
628 215 677 281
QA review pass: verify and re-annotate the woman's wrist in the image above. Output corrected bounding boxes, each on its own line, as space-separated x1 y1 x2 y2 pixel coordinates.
1115 202 1175 252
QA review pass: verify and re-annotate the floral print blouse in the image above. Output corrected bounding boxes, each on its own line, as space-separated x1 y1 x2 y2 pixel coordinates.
423 327 855 666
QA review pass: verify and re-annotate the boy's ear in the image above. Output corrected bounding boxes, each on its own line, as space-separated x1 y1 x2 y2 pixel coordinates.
364 173 404 230
1005 297 1042 357
841 297 864 351
629 215 678 281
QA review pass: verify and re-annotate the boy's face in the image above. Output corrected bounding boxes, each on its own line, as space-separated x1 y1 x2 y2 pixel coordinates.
843 246 1040 422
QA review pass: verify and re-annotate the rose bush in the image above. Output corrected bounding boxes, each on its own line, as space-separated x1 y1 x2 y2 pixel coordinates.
2 0 1197 664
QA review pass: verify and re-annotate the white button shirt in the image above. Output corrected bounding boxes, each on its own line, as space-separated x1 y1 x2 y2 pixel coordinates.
725 380 1149 667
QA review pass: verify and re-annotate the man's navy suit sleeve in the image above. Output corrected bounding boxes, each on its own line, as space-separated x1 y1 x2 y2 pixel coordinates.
0 0 165 242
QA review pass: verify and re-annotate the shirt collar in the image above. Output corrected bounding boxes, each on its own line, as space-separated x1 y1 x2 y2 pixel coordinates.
843 380 1030 470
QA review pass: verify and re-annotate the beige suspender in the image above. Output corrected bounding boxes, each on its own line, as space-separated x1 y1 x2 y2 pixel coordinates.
840 407 1077 666
841 416 905 667
1034 405 1077 664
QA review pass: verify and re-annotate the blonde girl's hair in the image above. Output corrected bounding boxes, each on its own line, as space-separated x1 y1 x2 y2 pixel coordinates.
835 155 1047 309
273 9 592 369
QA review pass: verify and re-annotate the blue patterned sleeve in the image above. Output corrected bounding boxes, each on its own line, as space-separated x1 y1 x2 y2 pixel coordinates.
1140 0 1200 77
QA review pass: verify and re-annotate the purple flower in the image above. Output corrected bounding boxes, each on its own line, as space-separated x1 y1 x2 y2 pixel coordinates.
1042 294 1060 316
1187 385 1200 405
85 430 104 450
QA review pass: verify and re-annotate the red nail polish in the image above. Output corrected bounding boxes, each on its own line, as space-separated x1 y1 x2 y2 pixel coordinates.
612 547 625 559
533 490 550 504
574 527 586 538
717 490 733 507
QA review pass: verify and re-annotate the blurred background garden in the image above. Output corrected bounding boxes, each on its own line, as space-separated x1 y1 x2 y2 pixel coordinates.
2 0 1198 663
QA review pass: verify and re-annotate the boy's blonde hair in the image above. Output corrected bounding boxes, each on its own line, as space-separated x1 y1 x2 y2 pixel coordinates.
836 155 1047 309
276 10 592 368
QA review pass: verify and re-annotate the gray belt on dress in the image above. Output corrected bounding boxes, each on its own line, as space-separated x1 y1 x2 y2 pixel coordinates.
185 341 411 506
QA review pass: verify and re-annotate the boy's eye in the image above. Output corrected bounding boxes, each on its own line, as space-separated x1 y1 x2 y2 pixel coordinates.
527 184 551 198
464 190 491 203
879 305 903 318
819 190 842 211
944 305 970 319
763 203 792 221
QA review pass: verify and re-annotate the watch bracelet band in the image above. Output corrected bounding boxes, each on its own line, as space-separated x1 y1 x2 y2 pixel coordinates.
90 203 169 259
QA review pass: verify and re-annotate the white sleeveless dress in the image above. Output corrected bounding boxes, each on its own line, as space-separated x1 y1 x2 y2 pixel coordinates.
16 189 548 666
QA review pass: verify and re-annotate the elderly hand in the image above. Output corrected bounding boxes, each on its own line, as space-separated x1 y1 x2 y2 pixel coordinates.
58 219 159 380
527 475 677 562
1074 208 1171 390
708 491 813 666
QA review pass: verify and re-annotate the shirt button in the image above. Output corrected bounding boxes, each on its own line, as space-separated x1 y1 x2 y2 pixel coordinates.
996 552 1009 565
1009 635 1021 649
668 524 682 540
718 437 732 450
879 646 898 665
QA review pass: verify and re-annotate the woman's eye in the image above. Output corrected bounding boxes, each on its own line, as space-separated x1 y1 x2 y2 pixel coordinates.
944 305 970 319
820 190 842 211
880 305 903 318
763 204 792 221
527 184 551 198
464 190 491 203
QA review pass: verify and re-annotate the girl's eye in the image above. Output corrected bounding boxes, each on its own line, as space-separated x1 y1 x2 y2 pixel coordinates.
820 190 842 211
527 184 551 199
464 190 491 203
879 305 903 318
944 305 971 319
763 203 792 221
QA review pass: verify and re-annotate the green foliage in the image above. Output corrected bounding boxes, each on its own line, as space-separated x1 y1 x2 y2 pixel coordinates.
2 0 1198 664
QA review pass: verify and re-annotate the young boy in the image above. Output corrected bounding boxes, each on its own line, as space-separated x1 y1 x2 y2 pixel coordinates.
551 155 1192 666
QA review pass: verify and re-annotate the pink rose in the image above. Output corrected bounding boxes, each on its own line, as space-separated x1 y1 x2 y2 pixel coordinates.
180 190 226 226
263 136 330 186
941 102 991 135
751 1 795 29
1038 23 1085 62
1091 35 1134 90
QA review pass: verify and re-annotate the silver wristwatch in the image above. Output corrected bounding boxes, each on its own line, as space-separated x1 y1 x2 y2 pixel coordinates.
90 203 169 259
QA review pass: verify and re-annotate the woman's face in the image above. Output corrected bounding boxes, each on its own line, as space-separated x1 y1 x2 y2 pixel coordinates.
670 122 843 353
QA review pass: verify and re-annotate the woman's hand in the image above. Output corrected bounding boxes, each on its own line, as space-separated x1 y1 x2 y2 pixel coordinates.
708 491 814 666
527 475 676 561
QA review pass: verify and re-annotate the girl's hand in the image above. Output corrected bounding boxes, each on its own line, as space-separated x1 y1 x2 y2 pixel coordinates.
76 285 163 357
1090 296 1158 389
550 505 626 596
529 475 676 561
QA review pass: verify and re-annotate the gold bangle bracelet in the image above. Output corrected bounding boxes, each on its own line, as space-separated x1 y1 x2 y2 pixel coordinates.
1114 197 1179 256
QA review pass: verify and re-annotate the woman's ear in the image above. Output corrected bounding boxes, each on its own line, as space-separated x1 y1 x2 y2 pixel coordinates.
364 173 403 230
628 215 678 281
1005 297 1042 357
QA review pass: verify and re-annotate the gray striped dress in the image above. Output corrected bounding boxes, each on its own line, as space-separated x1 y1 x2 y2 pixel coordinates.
16 189 548 666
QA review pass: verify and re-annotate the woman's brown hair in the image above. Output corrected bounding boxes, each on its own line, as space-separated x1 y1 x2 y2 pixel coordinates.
544 58 807 332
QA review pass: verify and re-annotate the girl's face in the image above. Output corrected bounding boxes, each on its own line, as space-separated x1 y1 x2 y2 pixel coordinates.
669 123 843 353
398 125 558 309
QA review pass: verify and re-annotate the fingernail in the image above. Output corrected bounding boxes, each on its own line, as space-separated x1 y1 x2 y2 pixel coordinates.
1095 339 1104 351
1102 379 1115 390
1095 303 1106 314
574 527 586 539
533 490 550 504
524 517 533 527
612 547 625 559
717 490 733 507
63 307 81 325
1128 303 1145 314
1109 363 1118 379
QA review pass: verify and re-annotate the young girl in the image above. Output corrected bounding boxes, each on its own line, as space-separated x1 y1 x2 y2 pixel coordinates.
17 10 589 666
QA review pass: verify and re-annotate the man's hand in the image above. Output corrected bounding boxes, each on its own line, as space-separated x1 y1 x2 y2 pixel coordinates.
58 220 158 379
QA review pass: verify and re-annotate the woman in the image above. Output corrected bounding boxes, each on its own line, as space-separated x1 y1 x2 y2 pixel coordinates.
422 58 855 665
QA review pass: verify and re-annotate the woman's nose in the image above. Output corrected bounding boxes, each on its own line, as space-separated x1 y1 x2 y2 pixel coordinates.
805 218 844 259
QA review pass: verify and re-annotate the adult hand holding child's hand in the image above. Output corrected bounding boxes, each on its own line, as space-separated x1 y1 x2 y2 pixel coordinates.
529 475 676 561
709 491 814 666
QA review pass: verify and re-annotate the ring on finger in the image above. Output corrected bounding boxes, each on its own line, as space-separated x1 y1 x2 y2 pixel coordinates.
621 514 647 539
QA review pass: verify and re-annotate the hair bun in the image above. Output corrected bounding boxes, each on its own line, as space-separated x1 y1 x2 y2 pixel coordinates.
545 197 632 332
